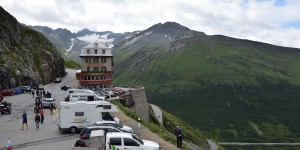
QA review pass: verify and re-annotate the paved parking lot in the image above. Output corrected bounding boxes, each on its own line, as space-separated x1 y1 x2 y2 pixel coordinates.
0 69 78 150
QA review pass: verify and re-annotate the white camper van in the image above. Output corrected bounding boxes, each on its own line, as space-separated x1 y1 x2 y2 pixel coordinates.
57 101 119 134
68 93 105 101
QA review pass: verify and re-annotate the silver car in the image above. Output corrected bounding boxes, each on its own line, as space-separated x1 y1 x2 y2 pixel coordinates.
42 98 56 108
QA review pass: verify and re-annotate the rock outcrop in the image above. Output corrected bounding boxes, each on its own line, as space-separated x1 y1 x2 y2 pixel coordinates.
0 7 65 89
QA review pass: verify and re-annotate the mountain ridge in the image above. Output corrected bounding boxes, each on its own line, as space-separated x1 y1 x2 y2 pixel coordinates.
111 23 300 143
25 15 300 143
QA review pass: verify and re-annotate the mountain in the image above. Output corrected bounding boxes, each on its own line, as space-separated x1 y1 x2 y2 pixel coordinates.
0 7 65 89
112 22 300 142
30 27 130 64
29 25 88 63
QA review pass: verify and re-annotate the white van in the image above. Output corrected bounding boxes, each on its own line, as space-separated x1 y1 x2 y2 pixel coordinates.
72 130 160 150
69 93 105 101
57 101 119 134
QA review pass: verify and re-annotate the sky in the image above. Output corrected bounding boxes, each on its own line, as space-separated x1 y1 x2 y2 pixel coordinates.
1 0 300 48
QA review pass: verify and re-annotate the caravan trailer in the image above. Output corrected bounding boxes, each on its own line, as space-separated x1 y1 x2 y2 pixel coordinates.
69 93 106 101
57 101 119 134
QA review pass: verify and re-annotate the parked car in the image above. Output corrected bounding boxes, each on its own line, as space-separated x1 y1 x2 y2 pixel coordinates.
0 89 15 96
79 125 134 140
38 84 44 90
42 98 56 108
54 78 61 83
61 86 70 91
0 94 3 101
13 87 22 95
18 86 31 93
32 85 39 90
94 120 133 133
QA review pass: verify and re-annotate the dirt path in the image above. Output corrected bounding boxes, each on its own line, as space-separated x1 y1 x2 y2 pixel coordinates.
112 111 181 150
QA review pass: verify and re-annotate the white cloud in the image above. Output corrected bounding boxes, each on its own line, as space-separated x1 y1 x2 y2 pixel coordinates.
0 0 300 48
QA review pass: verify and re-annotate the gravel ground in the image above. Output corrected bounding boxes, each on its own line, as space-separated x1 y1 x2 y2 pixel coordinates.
112 111 181 150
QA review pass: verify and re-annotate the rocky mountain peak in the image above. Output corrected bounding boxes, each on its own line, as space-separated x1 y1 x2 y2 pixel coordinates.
75 28 94 37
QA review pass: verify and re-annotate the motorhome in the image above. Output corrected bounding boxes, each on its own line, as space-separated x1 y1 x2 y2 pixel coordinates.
57 101 119 134
68 89 95 95
68 93 105 102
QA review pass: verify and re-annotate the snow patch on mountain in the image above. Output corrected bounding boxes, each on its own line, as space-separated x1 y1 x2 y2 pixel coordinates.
66 38 75 52
77 33 114 43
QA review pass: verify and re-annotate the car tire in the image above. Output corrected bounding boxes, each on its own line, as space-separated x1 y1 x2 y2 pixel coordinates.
70 127 77 134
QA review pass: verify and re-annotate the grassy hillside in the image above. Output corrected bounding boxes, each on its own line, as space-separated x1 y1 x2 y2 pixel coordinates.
113 35 300 142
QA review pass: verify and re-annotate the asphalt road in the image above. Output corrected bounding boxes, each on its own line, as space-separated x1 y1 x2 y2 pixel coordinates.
0 69 78 150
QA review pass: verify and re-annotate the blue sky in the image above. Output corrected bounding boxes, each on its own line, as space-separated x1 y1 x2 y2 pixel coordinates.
273 0 287 6
0 0 299 48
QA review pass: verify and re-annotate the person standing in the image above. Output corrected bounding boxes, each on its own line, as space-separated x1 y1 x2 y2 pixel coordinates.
35 113 41 129
40 108 44 124
174 124 183 148
21 111 28 130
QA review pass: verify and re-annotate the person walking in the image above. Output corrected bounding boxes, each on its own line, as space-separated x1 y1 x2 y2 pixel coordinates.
49 103 53 115
21 111 28 130
40 108 44 124
174 124 183 148
35 113 41 129
31 90 35 98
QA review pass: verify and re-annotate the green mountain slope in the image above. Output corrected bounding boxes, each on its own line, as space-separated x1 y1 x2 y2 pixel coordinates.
113 28 300 142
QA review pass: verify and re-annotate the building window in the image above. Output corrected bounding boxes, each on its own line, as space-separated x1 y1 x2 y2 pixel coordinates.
96 76 99 80
86 58 91 63
87 49 90 54
87 67 90 72
102 49 105 54
93 67 99 72
93 58 99 63
94 43 98 48
88 76 91 80
101 67 106 72
101 58 107 63
94 49 98 54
